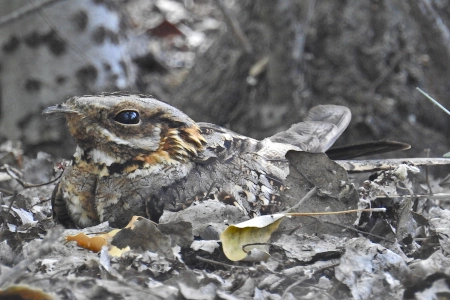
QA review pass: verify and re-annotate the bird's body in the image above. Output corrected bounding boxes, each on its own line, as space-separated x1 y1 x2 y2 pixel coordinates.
44 93 352 228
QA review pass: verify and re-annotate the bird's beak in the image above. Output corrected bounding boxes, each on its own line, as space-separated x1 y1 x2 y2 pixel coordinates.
42 104 77 116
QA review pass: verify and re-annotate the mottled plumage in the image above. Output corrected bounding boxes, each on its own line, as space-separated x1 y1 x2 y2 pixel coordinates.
44 93 351 228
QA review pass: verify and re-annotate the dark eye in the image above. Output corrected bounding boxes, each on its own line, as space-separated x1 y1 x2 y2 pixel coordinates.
114 110 140 124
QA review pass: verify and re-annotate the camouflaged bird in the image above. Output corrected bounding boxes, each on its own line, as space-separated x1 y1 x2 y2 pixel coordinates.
43 93 352 228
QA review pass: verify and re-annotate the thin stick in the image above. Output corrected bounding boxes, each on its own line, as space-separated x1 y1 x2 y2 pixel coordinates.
0 188 13 196
195 255 245 269
0 190 18 237
281 262 339 299
323 221 395 243
343 193 450 199
281 186 318 213
336 157 450 172
416 87 450 116
3 164 63 189
203 181 216 201
285 208 386 217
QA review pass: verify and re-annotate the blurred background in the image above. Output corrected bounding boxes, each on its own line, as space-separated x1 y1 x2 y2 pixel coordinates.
0 0 449 161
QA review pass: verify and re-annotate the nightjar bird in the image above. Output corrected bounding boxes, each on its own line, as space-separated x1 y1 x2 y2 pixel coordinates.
44 93 353 228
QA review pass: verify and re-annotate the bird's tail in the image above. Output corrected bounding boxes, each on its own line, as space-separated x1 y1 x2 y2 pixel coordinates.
269 105 351 153
269 105 410 159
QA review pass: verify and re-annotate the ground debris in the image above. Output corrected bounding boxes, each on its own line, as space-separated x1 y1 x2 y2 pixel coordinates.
1 148 450 299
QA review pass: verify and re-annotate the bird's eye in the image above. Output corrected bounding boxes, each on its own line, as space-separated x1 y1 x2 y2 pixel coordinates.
114 110 140 124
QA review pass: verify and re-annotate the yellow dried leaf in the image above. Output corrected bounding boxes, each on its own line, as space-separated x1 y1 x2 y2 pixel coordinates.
108 245 131 257
0 285 53 300
125 215 145 229
66 229 119 252
65 216 158 255
220 214 286 261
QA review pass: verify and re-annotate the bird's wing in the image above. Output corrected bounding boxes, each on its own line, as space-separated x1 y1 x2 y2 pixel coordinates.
166 123 286 215
196 122 262 160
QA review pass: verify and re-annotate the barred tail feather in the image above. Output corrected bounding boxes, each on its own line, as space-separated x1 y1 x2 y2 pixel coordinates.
269 105 351 153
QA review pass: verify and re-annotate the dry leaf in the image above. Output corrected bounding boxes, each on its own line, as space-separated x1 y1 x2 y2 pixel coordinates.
220 207 383 262
64 216 179 258
220 214 286 261
280 151 358 236
64 216 141 253
0 285 53 300
110 217 174 259
65 230 119 252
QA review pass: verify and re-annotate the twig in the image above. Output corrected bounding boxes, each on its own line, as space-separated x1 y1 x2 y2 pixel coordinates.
323 220 395 243
3 164 63 189
317 289 337 300
0 0 63 27
30 197 52 209
195 255 245 269
336 157 450 172
203 181 216 201
0 190 18 238
374 193 450 199
416 87 450 116
297 282 337 300
0 188 13 196
281 187 318 213
282 277 308 299
285 207 386 217
281 262 339 299
242 242 269 253
214 0 252 53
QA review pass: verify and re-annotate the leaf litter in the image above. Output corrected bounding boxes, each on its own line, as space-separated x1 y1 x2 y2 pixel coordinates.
1 142 450 299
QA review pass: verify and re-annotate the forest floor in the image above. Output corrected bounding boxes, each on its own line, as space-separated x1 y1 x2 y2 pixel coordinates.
1 145 450 299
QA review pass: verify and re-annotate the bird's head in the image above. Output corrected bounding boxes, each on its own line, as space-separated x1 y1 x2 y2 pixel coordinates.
43 93 206 172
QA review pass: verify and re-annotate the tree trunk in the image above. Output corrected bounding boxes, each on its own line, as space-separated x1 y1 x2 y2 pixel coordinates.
171 0 450 159
0 0 134 154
